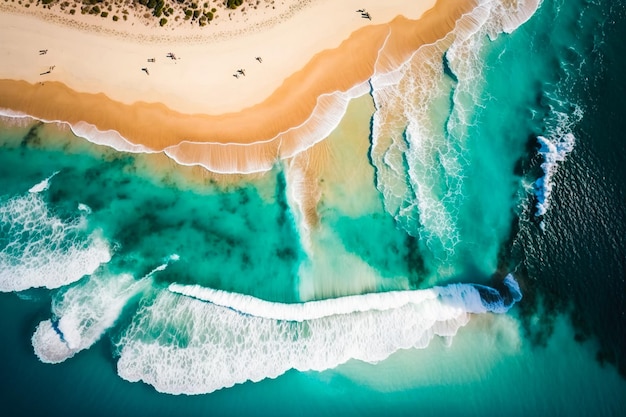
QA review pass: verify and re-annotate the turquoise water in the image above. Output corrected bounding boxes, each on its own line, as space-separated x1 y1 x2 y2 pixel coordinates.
2 0 626 414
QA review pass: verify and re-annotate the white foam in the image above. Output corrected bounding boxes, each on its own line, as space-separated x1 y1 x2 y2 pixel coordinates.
0 108 30 119
0 189 111 292
28 171 60 194
170 273 521 321
117 274 521 395
77 203 92 213
31 320 75 364
3 83 368 175
147 254 180 275
31 254 180 363
70 121 156 154
368 0 540 271
163 82 371 174
32 273 151 363
534 133 576 217
0 109 156 155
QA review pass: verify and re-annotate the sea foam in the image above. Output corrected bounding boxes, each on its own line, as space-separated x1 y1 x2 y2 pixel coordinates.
163 82 371 174
368 0 540 274
117 274 521 395
32 273 149 363
0 181 111 292
32 255 178 363
28 170 60 194
534 133 576 218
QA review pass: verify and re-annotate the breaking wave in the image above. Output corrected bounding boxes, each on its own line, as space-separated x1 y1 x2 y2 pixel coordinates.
369 0 539 272
28 171 59 194
0 109 155 154
32 273 150 363
32 255 178 364
534 133 576 218
532 96 583 228
117 274 521 395
0 177 111 292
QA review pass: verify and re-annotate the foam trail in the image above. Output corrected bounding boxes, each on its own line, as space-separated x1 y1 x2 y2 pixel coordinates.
77 203 92 214
31 254 179 364
0 109 156 154
28 171 60 194
368 0 540 276
0 188 111 292
71 121 156 154
530 86 583 228
170 274 521 321
535 133 576 216
118 275 521 395
32 273 149 363
534 133 576 218
163 82 371 175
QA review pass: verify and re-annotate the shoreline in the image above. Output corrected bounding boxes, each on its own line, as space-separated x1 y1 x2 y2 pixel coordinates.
0 0 478 174
0 0 444 114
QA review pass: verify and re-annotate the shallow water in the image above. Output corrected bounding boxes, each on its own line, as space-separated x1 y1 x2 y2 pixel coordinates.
1 0 626 414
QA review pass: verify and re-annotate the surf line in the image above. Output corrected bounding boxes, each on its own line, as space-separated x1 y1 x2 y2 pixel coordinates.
168 273 522 322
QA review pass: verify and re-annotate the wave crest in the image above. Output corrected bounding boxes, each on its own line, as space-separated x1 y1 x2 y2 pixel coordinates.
369 0 540 274
117 274 521 395
0 181 111 292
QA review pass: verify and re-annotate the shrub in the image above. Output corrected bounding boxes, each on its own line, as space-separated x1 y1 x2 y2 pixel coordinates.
226 0 243 9
159 17 167 26
101 11 108 17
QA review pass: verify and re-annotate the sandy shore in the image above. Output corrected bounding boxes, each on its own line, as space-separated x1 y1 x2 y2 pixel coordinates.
0 0 477 173
0 0 443 114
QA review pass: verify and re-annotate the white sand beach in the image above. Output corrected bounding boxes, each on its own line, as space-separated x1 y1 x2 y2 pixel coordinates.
0 0 442 114
0 0 478 175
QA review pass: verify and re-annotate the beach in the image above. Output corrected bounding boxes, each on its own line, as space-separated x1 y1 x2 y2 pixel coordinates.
0 0 485 176
1 0 625 412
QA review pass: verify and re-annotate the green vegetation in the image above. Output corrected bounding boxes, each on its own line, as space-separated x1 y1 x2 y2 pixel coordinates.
137 0 166 17
26 0 228 28
226 0 243 9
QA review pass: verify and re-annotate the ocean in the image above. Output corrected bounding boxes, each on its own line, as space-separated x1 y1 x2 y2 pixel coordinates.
1 0 625 415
